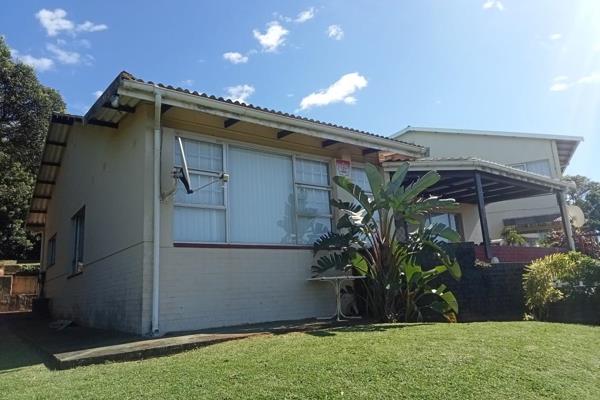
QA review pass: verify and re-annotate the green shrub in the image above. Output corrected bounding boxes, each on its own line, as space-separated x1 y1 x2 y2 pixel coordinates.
523 252 600 320
502 228 527 246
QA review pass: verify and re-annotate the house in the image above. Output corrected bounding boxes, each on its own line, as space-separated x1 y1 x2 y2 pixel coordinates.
390 127 582 246
26 72 426 335
27 72 578 335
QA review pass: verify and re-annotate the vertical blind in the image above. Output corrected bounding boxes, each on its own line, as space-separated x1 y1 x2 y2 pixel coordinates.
229 147 295 244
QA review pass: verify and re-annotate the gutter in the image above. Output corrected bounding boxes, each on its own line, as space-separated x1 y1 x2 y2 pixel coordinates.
117 79 427 158
151 87 162 335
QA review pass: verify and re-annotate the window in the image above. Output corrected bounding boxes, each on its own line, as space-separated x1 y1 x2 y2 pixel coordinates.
71 207 85 273
425 213 463 241
351 167 372 193
510 159 552 177
174 139 225 242
229 147 294 244
295 158 332 244
47 234 56 267
173 136 332 245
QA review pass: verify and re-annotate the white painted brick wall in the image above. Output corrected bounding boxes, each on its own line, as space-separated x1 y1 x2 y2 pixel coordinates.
158 247 336 334
45 243 146 334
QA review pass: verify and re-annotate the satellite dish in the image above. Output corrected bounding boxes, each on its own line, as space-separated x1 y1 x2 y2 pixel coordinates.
567 205 586 228
176 136 193 194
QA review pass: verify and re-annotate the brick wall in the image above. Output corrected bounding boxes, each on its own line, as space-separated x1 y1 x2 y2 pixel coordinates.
159 247 335 334
474 245 565 263
421 243 527 322
45 242 146 334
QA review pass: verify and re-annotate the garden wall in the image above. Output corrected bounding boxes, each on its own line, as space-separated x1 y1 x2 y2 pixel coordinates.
422 243 527 322
474 245 565 263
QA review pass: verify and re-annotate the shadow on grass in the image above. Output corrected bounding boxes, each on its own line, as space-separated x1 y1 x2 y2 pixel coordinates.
0 315 51 372
304 322 432 337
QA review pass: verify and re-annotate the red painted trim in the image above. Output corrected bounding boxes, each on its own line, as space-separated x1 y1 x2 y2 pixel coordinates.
173 242 313 250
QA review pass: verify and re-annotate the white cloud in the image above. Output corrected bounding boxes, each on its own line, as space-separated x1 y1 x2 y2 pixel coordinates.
300 72 367 110
550 82 569 92
327 25 344 40
225 84 255 103
93 90 103 98
35 9 74 36
181 79 195 87
549 33 562 41
35 8 107 36
295 7 315 23
223 51 249 64
549 73 600 91
76 21 108 33
577 72 600 85
482 1 504 11
253 22 289 52
11 49 54 72
46 43 81 64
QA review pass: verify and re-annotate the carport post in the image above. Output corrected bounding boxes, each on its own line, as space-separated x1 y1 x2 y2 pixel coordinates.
556 190 576 251
474 172 493 259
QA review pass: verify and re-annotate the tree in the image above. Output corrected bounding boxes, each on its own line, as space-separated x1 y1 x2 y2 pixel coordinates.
0 37 65 259
312 163 461 322
565 175 600 232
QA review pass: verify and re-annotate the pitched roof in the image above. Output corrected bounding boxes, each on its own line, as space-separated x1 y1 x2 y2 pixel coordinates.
84 71 425 154
27 72 427 230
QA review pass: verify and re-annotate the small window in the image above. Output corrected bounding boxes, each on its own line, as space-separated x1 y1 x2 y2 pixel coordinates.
510 160 552 177
351 166 373 194
47 234 56 267
72 207 85 273
295 158 332 244
426 213 464 241
173 138 225 243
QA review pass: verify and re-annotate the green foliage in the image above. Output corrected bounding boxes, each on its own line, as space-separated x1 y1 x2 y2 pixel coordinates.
541 227 600 259
312 162 461 322
0 37 65 259
523 252 600 320
565 174 600 232
501 227 527 246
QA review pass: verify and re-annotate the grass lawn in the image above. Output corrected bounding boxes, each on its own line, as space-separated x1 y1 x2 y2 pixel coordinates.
1 322 599 399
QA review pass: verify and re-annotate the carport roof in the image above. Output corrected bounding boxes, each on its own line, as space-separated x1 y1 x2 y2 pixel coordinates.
383 157 574 204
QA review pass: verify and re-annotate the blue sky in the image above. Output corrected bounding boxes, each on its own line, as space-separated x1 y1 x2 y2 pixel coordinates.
2 1 598 180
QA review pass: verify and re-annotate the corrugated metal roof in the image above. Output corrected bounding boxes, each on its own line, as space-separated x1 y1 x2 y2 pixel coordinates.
382 156 573 191
26 113 81 229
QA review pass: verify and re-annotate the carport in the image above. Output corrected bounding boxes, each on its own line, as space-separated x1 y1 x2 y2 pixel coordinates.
383 157 576 259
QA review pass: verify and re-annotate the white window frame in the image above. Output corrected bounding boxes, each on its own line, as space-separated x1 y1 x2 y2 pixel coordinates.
173 137 227 242
350 164 374 195
293 156 333 244
170 129 333 246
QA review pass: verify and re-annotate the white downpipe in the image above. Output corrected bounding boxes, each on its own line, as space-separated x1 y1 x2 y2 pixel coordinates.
151 88 162 335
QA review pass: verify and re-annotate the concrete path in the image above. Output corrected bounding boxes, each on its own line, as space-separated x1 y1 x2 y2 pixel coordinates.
2 313 359 369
